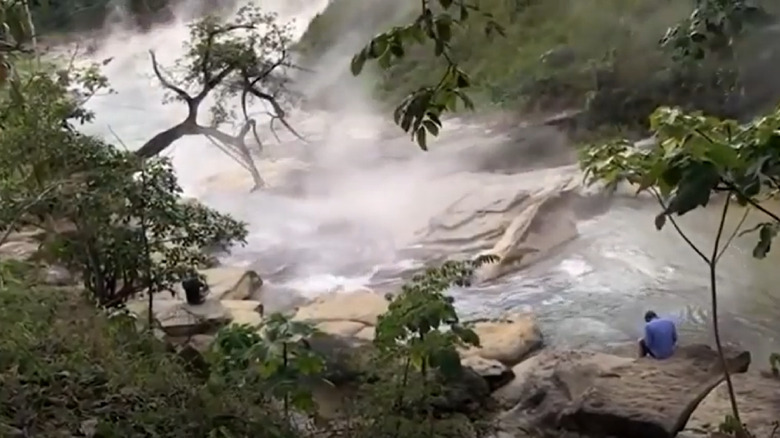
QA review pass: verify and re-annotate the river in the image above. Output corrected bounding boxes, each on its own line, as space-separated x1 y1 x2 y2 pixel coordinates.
72 0 780 365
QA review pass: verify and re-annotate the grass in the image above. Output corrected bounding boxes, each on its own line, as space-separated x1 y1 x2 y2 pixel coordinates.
0 260 292 437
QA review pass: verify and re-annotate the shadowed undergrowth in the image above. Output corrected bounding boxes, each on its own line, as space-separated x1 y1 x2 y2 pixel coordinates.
0 261 292 438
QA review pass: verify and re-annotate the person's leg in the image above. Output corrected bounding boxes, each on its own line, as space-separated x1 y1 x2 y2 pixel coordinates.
638 338 656 358
638 338 646 357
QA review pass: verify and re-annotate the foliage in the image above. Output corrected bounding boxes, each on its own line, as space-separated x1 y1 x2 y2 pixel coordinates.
352 254 498 436
580 106 780 257
350 0 505 149
578 98 780 438
770 352 780 377
137 4 303 189
0 263 294 437
29 0 178 35
660 0 771 60
374 256 498 376
578 10 780 437
0 0 37 85
0 65 248 306
341 0 780 140
210 315 325 418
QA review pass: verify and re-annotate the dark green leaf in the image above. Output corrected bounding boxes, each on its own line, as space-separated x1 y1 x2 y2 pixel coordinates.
436 20 452 42
460 4 469 21
663 163 720 217
654 213 667 231
423 120 439 136
416 126 428 150
350 51 366 76
753 223 778 259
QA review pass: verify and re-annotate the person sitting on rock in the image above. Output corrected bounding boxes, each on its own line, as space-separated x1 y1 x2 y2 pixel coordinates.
638 310 677 359
182 274 209 305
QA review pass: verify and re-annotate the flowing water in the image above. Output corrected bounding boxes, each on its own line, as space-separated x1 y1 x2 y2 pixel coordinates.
72 1 780 363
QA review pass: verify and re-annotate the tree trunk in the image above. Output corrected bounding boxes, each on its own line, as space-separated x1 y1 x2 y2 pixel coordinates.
135 121 195 158
136 119 265 189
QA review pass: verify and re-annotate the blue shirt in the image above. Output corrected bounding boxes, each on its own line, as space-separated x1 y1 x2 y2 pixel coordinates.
644 318 677 359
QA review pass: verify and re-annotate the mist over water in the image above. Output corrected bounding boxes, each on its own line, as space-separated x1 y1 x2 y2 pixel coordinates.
70 0 780 361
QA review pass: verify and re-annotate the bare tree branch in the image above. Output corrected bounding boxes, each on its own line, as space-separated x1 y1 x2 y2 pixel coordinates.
149 50 192 103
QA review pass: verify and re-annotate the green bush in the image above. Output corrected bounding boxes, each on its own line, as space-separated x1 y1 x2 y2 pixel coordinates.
0 263 293 437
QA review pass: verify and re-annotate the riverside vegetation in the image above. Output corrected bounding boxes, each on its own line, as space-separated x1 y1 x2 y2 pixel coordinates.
349 0 780 436
0 0 779 437
0 2 501 436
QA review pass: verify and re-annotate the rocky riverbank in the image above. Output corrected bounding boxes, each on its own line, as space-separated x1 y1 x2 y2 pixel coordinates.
122 274 780 438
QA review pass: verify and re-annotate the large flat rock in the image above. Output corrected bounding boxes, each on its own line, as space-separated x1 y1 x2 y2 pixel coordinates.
128 298 230 338
500 345 751 438
293 289 388 327
199 267 263 300
461 313 543 367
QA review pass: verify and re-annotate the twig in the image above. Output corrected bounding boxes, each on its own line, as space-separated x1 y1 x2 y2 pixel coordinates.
716 203 749 263
650 188 710 263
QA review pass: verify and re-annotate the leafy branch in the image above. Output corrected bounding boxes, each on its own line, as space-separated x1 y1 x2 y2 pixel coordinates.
372 254 497 436
351 0 504 150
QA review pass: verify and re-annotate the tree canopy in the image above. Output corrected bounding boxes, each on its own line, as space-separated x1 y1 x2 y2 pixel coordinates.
136 4 304 189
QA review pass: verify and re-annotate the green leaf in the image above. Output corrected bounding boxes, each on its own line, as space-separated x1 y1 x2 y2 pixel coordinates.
378 50 393 69
455 71 470 88
434 39 445 56
663 163 720 217
654 213 667 231
459 4 469 21
436 19 452 43
423 119 439 137
416 127 427 150
389 42 405 58
369 36 389 58
431 346 462 378
350 51 367 76
753 223 778 259
451 324 480 347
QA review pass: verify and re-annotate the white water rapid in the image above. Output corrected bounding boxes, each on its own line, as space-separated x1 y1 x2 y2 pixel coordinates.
70 0 780 362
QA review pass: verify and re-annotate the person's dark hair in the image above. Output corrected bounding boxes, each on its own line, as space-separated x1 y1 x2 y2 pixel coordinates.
644 310 658 323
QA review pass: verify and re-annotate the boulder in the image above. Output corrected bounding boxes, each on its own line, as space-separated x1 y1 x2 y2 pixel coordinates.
684 372 780 437
0 231 40 261
293 289 388 342
200 267 263 300
173 334 214 376
432 367 491 414
493 350 633 409
413 172 580 281
127 298 230 338
41 265 74 286
462 313 543 367
499 344 751 438
476 187 578 282
462 355 515 392
221 300 264 327
305 332 373 386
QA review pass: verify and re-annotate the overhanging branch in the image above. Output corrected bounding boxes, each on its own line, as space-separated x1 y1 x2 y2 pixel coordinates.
149 51 192 103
